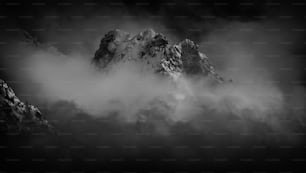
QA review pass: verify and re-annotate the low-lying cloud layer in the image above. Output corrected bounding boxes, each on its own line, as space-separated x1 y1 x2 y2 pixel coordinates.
4 18 305 138
25 47 284 121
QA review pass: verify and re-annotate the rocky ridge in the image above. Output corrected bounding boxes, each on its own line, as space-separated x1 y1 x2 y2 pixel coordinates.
93 29 224 83
0 79 53 133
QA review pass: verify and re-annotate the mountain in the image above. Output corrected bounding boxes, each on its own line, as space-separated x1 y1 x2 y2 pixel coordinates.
0 79 53 133
93 29 224 83
0 29 225 131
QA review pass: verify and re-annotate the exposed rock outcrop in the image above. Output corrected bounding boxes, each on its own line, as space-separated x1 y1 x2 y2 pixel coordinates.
93 29 224 83
0 79 53 133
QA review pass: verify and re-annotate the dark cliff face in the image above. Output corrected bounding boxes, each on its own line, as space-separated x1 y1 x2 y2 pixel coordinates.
93 29 224 83
0 79 53 133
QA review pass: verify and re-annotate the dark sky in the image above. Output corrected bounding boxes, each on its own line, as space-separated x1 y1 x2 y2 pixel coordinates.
0 0 305 96
0 0 269 41
0 0 305 89
0 0 299 41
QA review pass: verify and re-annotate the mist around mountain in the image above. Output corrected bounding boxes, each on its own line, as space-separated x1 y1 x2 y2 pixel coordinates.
1 25 306 172
1 28 302 137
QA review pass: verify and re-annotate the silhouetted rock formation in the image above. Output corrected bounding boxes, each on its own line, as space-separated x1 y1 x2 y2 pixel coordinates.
93 29 224 83
0 79 53 133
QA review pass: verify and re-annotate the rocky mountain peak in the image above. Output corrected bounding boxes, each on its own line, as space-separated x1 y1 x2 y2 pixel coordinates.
93 29 224 83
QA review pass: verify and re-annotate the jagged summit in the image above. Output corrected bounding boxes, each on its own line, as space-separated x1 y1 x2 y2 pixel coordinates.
0 79 53 133
93 28 224 83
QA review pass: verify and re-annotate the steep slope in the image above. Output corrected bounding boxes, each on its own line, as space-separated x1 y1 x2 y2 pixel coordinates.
93 29 224 83
0 79 53 133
